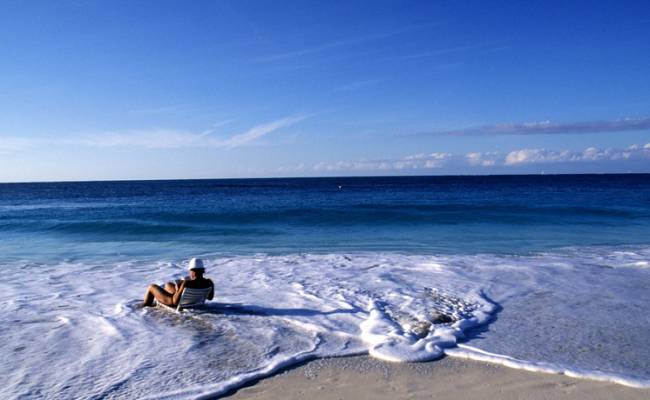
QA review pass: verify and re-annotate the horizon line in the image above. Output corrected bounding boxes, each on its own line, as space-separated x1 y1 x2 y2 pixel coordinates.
1 171 648 185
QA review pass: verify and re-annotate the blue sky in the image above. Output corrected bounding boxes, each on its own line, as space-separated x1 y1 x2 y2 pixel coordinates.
1 0 649 182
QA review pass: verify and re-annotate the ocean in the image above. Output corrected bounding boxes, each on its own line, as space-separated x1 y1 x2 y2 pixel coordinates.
1 175 649 398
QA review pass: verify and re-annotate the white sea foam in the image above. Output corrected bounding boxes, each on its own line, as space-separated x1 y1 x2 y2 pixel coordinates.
1 247 649 398
446 345 650 389
0 201 124 212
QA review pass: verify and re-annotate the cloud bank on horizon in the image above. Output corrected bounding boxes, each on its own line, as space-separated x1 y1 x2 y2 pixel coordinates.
277 143 650 175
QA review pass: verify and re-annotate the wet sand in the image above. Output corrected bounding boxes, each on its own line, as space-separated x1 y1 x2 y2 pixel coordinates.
227 355 648 400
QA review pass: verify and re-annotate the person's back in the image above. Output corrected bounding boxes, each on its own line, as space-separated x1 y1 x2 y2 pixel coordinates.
185 275 214 294
184 276 213 290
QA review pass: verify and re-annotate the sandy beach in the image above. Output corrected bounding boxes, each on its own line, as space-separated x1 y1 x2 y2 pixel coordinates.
227 355 649 400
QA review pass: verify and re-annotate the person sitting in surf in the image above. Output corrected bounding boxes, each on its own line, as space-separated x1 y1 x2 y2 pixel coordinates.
143 258 214 307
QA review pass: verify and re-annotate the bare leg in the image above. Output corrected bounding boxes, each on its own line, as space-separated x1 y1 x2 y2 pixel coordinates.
164 282 177 294
143 284 174 307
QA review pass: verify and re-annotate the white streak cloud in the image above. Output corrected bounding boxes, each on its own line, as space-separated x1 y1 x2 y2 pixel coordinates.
217 116 306 149
75 129 209 149
255 22 440 63
330 79 381 93
0 137 43 153
0 116 307 152
428 117 650 136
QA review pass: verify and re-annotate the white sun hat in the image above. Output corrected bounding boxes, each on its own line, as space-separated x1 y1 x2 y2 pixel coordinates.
188 258 205 271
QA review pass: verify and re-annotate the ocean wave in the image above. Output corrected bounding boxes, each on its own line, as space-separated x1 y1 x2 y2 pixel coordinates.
1 203 645 238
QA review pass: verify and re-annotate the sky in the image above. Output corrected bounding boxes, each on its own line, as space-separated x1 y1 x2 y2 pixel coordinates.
1 0 649 182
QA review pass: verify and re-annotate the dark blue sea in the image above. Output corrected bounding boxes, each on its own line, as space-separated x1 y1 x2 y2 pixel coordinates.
2 174 649 261
2 175 649 398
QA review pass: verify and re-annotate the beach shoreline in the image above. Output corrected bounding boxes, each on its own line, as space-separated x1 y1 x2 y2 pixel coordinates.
226 355 649 400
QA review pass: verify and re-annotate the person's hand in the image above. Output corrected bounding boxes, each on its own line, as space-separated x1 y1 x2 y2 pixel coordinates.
171 279 187 306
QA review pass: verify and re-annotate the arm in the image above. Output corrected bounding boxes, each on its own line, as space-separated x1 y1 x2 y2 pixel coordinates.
174 276 190 289
172 279 186 306
207 279 214 300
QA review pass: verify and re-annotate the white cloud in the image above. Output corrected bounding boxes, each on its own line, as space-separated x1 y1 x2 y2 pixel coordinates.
330 79 381 93
83 116 305 149
504 148 570 165
0 116 307 152
0 136 43 153
401 43 502 60
217 116 306 149
74 129 209 149
466 151 498 166
298 143 650 174
255 23 439 63
504 144 650 165
277 163 305 173
428 117 650 136
310 152 452 172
